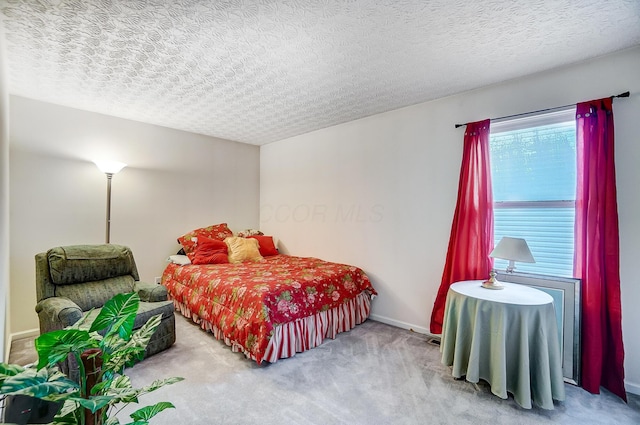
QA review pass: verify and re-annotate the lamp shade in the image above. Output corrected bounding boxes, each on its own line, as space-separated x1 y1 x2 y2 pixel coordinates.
94 160 126 175
490 237 535 263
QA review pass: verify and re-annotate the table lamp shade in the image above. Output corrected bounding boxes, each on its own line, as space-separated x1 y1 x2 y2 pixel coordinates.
490 237 536 264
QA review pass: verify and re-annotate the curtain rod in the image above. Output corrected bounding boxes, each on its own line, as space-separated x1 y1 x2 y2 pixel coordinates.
454 91 630 128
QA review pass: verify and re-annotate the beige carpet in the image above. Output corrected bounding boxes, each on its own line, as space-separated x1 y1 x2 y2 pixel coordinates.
106 315 640 425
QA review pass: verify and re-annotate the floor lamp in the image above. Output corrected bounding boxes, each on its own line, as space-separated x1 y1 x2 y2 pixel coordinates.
94 160 126 244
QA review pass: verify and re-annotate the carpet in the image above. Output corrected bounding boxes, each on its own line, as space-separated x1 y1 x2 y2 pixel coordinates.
116 315 640 425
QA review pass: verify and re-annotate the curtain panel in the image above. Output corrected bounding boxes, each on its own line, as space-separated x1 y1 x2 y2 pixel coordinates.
430 119 493 334
574 97 626 400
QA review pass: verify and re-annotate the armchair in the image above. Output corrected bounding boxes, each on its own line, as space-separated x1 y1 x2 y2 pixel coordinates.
35 244 176 374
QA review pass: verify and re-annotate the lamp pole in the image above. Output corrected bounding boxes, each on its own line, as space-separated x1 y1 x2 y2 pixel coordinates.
105 173 113 244
94 160 126 244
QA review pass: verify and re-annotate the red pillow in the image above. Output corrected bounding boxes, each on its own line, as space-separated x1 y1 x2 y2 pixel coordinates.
177 223 233 254
191 237 229 265
249 235 279 256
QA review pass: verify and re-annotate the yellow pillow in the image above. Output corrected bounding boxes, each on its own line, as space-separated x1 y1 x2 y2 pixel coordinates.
225 237 264 264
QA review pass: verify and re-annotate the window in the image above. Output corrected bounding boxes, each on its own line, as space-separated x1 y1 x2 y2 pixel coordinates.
489 108 576 277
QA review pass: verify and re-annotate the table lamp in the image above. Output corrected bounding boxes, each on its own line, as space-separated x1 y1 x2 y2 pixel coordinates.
482 237 535 289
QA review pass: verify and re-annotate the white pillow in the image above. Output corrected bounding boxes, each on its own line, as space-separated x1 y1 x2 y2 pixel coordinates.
167 254 191 265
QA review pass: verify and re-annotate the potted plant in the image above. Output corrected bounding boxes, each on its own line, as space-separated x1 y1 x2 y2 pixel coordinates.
0 292 183 424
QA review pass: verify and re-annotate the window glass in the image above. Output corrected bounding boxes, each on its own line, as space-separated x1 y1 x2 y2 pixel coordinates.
490 109 576 277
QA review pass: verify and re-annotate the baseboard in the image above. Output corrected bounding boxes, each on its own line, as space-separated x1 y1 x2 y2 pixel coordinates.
10 328 39 341
369 314 437 338
626 380 640 396
6 328 38 363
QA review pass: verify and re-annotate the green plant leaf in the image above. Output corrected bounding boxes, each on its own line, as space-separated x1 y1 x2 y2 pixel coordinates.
4 293 182 425
0 363 26 386
0 367 78 399
130 401 175 421
104 345 146 376
35 329 97 370
0 362 25 376
100 330 128 358
71 394 113 413
104 375 183 408
133 314 162 344
111 374 132 389
90 292 139 339
104 315 132 341
139 377 184 395
106 375 134 397
104 314 162 373
52 400 82 424
116 376 184 406
90 376 113 395
101 375 139 404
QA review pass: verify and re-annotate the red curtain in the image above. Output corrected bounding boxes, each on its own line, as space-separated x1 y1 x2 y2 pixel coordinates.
574 98 626 400
430 119 493 334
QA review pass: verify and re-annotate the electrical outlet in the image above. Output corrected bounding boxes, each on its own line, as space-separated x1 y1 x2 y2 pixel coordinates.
154 276 162 284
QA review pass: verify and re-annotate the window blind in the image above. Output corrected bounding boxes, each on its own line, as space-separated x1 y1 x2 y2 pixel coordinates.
490 109 576 277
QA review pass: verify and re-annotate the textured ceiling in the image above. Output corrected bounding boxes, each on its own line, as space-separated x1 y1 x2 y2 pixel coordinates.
1 0 639 145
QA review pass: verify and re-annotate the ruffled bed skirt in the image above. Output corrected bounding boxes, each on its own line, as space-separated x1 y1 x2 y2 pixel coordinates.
170 291 373 363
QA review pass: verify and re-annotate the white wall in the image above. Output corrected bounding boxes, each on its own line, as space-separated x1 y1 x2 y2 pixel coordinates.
9 97 260 335
0 18 10 361
260 47 640 393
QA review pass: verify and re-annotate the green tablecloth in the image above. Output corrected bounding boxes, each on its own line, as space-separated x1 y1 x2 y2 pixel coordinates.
440 280 565 409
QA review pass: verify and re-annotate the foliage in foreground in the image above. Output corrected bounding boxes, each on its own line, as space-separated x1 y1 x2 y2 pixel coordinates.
0 292 183 424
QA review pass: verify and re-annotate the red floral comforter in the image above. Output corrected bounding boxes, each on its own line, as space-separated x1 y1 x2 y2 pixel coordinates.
162 255 376 362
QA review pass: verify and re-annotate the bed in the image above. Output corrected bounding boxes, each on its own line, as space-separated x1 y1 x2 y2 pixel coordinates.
162 253 377 363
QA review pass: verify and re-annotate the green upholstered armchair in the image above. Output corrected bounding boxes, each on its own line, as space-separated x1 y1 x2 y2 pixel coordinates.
35 244 176 374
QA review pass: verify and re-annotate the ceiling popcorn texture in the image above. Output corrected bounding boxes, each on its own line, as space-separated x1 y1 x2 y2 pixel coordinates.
1 0 639 145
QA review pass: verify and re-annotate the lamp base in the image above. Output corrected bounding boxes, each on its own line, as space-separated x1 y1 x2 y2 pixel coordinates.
482 280 504 290
481 270 504 290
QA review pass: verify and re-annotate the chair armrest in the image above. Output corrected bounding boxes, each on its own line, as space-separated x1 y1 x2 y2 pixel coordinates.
134 281 168 302
35 297 83 332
